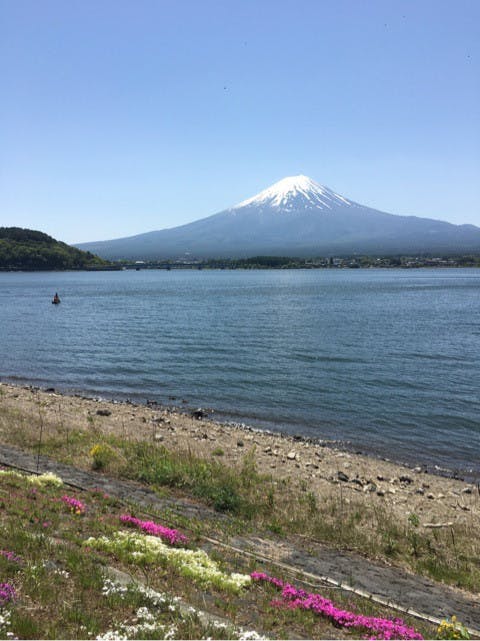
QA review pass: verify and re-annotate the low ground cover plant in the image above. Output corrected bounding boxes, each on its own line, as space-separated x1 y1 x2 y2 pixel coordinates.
0 469 63 487
84 530 252 593
251 572 423 640
0 466 440 639
120 514 188 545
61 495 86 515
0 582 15 606
437 616 471 640
0 470 259 639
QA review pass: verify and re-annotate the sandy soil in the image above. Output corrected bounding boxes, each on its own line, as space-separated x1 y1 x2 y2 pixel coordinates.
0 382 478 530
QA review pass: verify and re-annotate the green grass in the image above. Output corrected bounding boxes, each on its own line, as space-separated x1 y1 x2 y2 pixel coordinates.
0 469 440 640
1 399 479 594
0 473 246 639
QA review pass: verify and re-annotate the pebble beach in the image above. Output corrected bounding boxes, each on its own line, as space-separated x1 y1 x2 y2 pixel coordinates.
0 381 478 535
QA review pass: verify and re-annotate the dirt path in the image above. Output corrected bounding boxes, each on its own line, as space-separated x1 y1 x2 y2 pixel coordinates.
1 443 479 632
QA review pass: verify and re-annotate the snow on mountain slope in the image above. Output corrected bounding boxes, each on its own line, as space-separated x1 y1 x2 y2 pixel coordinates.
234 175 355 211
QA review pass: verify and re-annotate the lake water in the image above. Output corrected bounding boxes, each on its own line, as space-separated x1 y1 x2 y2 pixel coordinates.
1 268 479 478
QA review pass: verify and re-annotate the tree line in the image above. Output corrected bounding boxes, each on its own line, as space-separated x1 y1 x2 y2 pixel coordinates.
0 227 111 271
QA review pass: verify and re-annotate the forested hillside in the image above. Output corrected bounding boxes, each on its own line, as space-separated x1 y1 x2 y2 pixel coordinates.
0 227 111 270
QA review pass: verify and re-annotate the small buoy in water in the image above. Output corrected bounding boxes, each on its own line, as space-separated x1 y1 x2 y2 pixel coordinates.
52 292 60 304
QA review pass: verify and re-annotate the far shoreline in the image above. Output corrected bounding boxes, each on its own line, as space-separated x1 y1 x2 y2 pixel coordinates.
2 265 480 273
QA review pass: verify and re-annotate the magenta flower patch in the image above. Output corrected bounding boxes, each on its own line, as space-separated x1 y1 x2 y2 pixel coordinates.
251 572 423 640
61 495 86 515
120 514 188 546
0 582 16 606
0 550 22 564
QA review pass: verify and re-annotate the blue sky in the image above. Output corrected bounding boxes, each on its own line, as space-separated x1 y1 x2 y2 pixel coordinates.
1 0 479 243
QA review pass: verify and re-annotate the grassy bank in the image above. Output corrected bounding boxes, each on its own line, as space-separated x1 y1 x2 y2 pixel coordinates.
0 466 441 639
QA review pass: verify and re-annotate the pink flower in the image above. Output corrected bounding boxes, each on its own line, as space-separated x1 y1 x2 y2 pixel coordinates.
0 582 16 606
61 495 86 515
251 572 423 640
119 514 188 545
0 550 22 564
250 571 284 588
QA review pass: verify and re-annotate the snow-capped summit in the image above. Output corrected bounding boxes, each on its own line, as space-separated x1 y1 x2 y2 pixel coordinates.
234 175 354 211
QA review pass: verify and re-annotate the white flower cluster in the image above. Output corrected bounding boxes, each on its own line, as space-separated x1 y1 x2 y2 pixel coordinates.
29 472 63 487
25 564 41 579
0 470 63 487
86 532 251 592
95 631 127 641
0 470 23 480
36 562 70 578
101 579 129 598
101 578 177 609
96 577 266 641
238 630 270 640
139 585 177 608
0 610 11 629
95 604 178 640
134 607 154 622
0 609 16 639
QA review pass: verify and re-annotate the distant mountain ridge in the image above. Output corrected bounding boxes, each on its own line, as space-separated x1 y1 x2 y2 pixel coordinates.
76 176 480 259
0 227 110 270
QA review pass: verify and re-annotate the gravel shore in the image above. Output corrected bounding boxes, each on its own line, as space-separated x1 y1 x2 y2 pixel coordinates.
0 381 478 532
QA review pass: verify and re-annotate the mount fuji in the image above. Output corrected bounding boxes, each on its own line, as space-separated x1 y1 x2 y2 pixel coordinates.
76 175 480 259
